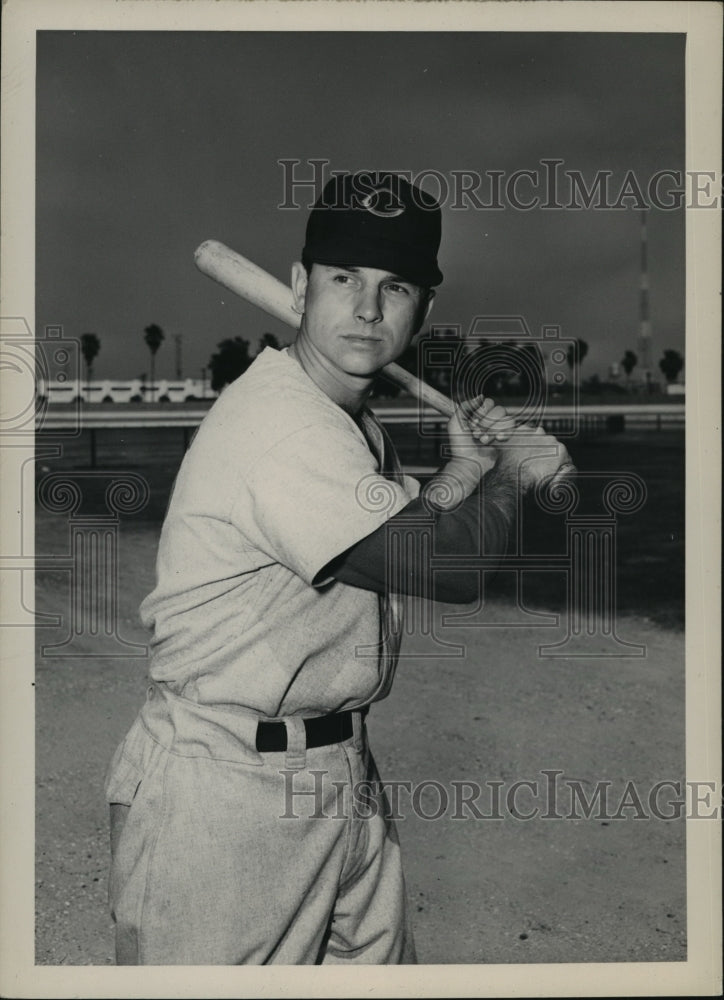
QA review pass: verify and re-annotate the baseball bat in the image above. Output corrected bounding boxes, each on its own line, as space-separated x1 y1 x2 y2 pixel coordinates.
193 239 576 481
194 240 455 415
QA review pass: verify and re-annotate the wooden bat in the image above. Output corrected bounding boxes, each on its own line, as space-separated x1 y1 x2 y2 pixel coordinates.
194 239 455 416
194 239 576 480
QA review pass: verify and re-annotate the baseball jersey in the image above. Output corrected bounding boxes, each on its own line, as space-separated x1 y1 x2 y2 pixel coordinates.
139 346 420 720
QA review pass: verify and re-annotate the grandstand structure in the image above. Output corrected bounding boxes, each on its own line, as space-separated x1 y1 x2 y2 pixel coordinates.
38 377 218 404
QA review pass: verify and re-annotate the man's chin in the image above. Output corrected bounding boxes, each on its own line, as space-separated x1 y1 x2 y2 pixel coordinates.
342 361 386 382
337 352 387 379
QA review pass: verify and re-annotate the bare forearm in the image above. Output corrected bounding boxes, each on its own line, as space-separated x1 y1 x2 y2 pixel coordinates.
329 475 514 601
421 455 494 510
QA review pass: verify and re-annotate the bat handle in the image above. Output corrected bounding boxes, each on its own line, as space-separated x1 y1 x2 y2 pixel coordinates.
381 361 456 417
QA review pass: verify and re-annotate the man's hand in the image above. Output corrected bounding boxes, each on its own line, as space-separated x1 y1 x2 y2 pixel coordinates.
488 423 572 493
424 394 573 521
447 395 516 462
464 396 518 447
424 397 516 509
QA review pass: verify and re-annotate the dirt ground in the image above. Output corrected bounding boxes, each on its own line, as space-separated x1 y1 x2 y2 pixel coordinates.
34 514 686 967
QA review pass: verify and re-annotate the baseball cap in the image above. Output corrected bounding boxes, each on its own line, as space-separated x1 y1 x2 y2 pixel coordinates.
302 172 443 287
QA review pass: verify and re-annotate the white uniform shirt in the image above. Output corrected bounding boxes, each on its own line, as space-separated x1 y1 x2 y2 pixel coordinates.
139 347 420 718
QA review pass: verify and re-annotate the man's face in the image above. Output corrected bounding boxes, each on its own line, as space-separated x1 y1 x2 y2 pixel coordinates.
291 262 434 379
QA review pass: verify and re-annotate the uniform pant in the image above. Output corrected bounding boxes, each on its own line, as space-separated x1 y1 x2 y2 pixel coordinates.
107 697 416 965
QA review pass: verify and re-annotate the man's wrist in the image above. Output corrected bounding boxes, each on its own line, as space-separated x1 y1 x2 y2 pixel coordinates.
423 457 487 510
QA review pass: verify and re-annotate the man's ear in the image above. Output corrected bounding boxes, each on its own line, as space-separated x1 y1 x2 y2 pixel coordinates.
291 262 308 315
413 289 435 335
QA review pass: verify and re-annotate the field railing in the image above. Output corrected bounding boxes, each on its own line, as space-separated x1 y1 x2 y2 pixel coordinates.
36 402 685 431
35 402 684 468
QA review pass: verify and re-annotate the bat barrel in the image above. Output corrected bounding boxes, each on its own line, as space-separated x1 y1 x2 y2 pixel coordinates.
195 240 302 331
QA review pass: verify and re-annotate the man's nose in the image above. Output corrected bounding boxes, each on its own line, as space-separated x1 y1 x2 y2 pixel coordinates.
355 284 383 323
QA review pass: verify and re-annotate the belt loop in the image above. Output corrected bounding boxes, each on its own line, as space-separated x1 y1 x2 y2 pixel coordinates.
284 717 307 770
351 709 365 753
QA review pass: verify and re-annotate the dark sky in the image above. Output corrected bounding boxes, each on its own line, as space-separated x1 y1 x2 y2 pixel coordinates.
36 31 685 382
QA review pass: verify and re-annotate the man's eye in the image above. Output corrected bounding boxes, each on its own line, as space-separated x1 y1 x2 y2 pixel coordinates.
385 283 409 295
333 274 352 284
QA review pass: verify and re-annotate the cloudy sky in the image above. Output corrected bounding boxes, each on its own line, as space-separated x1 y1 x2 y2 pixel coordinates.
36 30 685 382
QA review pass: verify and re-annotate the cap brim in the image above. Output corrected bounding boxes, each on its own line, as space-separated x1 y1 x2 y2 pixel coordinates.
304 238 443 288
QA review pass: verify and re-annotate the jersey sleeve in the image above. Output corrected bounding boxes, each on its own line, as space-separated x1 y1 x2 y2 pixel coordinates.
230 421 417 587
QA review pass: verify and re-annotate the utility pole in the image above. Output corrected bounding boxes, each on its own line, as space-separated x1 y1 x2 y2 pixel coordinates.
174 334 183 379
637 209 653 390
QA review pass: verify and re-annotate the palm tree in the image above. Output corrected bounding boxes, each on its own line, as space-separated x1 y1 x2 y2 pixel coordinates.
565 338 589 382
257 332 283 355
80 333 101 401
208 337 252 392
658 349 684 384
143 324 165 402
621 349 638 386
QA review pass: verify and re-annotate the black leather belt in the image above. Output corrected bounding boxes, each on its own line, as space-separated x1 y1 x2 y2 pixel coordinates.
255 709 366 752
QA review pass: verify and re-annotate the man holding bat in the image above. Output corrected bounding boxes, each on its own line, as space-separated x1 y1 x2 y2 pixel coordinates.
105 172 571 964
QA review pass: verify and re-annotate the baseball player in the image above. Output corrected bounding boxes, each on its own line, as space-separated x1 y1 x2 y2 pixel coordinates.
105 171 570 964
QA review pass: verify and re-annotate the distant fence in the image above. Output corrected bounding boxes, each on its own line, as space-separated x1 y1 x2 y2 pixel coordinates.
373 404 685 435
36 403 684 468
36 402 685 432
